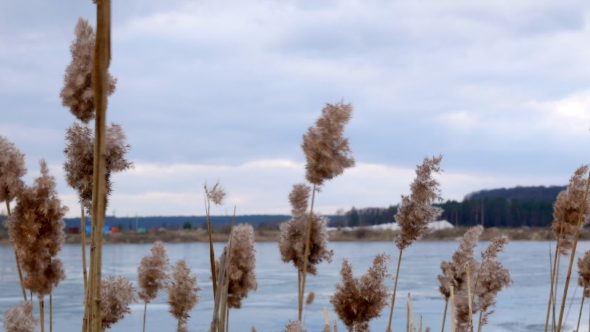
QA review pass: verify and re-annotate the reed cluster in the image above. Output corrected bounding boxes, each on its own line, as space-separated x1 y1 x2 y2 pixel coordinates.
167 260 201 332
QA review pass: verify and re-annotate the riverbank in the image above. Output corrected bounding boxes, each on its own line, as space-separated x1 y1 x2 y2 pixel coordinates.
0 226 582 245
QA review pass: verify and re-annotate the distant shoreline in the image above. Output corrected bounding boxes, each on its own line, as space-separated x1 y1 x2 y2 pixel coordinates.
0 226 578 246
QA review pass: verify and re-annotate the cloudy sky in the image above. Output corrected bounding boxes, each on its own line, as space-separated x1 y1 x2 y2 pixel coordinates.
2 0 590 218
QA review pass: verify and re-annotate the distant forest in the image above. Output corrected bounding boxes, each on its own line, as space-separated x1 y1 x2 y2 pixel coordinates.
0 185 568 230
340 185 566 229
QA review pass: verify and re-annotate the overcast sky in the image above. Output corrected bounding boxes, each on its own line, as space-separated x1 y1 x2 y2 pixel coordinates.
2 0 590 218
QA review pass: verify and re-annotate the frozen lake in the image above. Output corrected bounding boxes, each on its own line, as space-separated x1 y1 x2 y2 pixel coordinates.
0 240 586 331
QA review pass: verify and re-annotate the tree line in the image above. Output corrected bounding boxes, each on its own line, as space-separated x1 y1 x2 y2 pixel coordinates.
340 197 556 228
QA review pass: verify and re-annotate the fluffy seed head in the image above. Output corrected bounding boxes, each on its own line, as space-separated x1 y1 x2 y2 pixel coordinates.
578 250 590 297
2 300 37 332
138 241 170 303
279 184 333 275
101 276 137 330
4 160 68 298
284 321 308 332
205 181 226 205
63 122 132 214
167 260 200 330
552 165 590 256
60 18 116 123
302 101 355 186
221 224 258 308
330 253 391 332
395 155 444 250
0 136 26 204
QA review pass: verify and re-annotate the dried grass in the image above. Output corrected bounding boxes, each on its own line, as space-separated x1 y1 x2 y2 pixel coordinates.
100 276 137 330
395 155 444 251
330 253 391 332
578 250 590 297
0 136 26 204
302 101 355 187
2 300 37 332
284 321 308 332
219 223 257 309
63 122 132 214
60 18 116 123
552 165 590 256
138 241 170 303
278 184 333 275
4 161 67 298
167 260 200 332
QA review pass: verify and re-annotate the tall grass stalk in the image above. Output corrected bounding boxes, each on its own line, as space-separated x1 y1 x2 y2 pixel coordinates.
40 299 45 332
450 287 456 332
441 300 448 332
81 207 87 295
5 201 26 301
387 250 403 331
90 1 112 331
556 171 590 332
576 287 586 332
466 262 473 332
299 183 316 321
545 245 555 332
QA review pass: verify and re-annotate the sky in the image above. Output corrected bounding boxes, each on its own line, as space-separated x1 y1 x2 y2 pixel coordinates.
2 0 590 218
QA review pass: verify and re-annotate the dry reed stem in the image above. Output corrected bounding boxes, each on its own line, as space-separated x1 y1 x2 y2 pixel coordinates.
450 287 456 332
544 245 555 332
5 201 27 301
557 170 590 332
465 262 472 332
576 287 585 332
90 0 110 328
81 207 87 295
441 300 448 332
299 183 316 321
40 299 44 332
204 181 225 298
387 249 403 331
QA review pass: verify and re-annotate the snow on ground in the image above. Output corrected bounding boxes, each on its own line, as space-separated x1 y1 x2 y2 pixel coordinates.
327 220 454 232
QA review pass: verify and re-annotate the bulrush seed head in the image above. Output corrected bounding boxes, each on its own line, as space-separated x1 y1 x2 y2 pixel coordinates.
330 253 391 332
578 250 590 297
5 160 67 298
138 241 170 303
302 102 355 186
0 136 26 204
63 122 132 214
2 300 37 332
552 165 590 256
278 184 333 275
100 276 137 330
60 18 116 123
395 155 444 251
167 260 200 331
205 181 226 205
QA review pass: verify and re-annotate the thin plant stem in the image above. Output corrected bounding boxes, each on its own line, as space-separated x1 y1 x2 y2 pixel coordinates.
386 249 404 331
477 311 482 332
554 253 561 332
299 183 317 321
6 201 27 301
450 286 456 332
545 245 556 332
50 293 53 332
205 194 217 297
564 285 579 330
557 172 590 332
40 299 45 332
81 206 87 295
142 301 147 332
441 299 448 332
576 289 586 332
466 262 474 332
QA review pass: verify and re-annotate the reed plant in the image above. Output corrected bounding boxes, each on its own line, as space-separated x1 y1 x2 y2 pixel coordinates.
285 321 308 332
137 241 170 332
330 253 391 332
167 260 201 332
298 101 355 321
4 161 68 332
0 135 27 300
386 155 444 331
204 181 226 297
2 300 37 332
100 276 136 331
576 250 590 332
